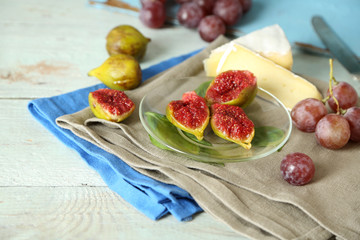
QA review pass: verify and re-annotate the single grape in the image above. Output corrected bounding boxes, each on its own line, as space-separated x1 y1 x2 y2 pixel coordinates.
198 15 226 42
315 114 350 149
139 1 166 28
280 152 315 186
291 98 328 133
175 0 192 4
327 81 358 112
141 0 166 7
238 0 252 13
213 0 242 26
344 107 360 142
177 2 205 28
193 0 216 14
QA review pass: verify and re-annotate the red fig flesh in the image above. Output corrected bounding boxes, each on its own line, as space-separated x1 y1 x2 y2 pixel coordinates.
166 91 210 140
205 70 257 107
211 103 255 149
89 88 135 122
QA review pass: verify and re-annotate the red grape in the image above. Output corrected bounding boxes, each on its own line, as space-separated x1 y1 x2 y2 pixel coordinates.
141 0 166 7
327 81 358 112
344 107 360 142
193 0 216 14
291 98 328 133
177 2 205 28
315 114 350 149
238 0 252 13
280 152 315 186
198 15 226 42
139 1 166 28
213 0 243 26
176 0 192 3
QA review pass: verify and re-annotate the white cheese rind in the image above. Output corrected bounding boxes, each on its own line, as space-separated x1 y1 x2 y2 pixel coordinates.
207 24 293 71
234 24 291 56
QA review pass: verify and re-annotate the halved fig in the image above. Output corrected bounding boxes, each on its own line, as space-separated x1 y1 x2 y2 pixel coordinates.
166 91 210 141
89 88 135 122
211 103 255 149
205 70 257 107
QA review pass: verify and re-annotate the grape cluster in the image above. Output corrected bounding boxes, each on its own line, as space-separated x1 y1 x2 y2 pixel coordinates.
281 60 359 186
291 59 359 150
140 0 167 29
139 0 252 42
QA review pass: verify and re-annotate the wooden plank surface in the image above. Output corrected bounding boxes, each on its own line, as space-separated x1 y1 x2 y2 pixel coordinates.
0 100 105 187
0 0 208 98
0 1 247 239
0 187 242 240
0 99 245 239
0 0 358 239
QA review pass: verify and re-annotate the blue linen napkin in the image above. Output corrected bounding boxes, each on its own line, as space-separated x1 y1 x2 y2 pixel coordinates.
28 49 203 221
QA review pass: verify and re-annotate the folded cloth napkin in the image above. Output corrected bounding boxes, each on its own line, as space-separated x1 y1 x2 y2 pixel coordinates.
28 49 203 221
56 36 360 240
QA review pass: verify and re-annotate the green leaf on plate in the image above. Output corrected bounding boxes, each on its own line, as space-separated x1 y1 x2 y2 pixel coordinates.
194 80 211 98
252 126 285 147
149 135 172 151
145 112 227 164
145 111 201 154
182 131 212 146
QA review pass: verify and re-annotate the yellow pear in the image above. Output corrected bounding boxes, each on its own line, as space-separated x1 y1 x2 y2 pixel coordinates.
88 54 142 91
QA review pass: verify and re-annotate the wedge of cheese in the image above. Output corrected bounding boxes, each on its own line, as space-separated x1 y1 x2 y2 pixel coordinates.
203 42 323 110
204 24 293 77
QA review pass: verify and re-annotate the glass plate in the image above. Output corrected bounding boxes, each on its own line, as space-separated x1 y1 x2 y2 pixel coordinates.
139 76 292 163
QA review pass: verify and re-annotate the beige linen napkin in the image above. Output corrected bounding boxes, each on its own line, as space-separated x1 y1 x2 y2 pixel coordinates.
56 37 360 240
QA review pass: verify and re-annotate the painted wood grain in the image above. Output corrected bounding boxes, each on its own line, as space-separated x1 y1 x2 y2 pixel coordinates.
0 187 245 240
0 100 105 187
0 0 208 99
0 0 356 239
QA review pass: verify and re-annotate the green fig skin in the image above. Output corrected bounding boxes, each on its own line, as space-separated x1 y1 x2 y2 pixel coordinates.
210 103 255 150
88 54 142 91
205 70 258 108
89 89 135 122
166 91 210 141
106 25 151 61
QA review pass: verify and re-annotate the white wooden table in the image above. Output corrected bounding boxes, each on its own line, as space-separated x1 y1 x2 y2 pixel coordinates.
1 1 358 239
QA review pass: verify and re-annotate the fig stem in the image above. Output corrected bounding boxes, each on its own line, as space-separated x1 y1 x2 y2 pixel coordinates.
328 59 341 114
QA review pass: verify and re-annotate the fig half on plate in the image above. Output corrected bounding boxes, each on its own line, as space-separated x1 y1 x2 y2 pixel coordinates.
166 91 210 141
210 103 255 150
205 70 257 108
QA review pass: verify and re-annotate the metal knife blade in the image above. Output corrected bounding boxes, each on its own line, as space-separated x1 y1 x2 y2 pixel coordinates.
312 16 360 80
